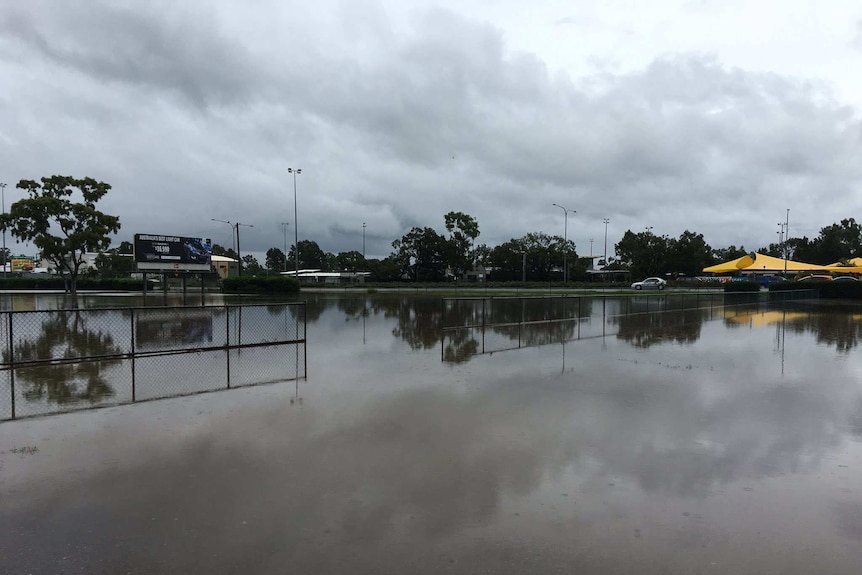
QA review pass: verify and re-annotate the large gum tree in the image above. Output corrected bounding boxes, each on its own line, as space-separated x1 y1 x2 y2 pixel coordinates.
0 176 121 299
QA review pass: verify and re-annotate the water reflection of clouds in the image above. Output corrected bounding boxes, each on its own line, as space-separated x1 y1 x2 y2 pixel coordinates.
4 295 862 572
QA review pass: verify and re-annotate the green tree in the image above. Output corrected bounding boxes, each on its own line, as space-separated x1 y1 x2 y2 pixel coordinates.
335 250 366 271
487 239 526 281
712 245 748 263
0 176 121 298
810 218 862 263
392 227 447 281
94 248 135 278
486 233 567 281
212 244 238 262
265 247 286 272
666 231 714 277
615 230 669 279
443 211 480 279
242 254 263 275
288 240 327 270
367 256 402 281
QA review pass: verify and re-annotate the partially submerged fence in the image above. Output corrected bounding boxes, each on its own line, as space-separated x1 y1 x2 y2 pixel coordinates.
440 290 817 362
0 303 306 421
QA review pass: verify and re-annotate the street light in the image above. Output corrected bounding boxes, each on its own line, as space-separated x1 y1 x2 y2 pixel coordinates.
362 222 366 261
281 222 290 272
589 238 594 259
644 226 653 234
211 219 253 276
0 182 6 277
603 218 610 268
212 218 235 250
288 167 301 276
552 203 576 283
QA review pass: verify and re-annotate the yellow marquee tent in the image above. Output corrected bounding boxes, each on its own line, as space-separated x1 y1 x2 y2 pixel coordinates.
702 252 831 274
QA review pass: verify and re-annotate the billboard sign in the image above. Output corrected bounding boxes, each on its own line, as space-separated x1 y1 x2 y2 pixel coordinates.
11 258 35 273
134 234 212 271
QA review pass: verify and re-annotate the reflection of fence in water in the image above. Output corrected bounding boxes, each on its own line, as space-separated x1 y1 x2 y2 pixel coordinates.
0 303 307 421
441 290 817 362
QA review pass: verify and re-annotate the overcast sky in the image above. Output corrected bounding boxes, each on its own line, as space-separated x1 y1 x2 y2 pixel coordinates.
2 0 862 262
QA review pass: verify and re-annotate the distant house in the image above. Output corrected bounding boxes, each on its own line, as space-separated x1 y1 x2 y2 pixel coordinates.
211 254 239 279
280 269 369 284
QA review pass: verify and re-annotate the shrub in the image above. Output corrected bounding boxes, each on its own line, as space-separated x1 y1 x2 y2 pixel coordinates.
221 276 300 294
723 280 760 293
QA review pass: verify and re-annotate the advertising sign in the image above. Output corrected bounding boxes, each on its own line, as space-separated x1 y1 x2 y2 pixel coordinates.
134 234 212 271
11 258 35 273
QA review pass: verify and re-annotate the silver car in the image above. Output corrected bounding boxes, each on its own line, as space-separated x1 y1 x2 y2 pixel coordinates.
631 277 667 290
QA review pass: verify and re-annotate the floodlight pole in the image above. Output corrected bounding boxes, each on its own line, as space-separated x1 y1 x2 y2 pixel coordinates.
362 222 366 260
602 218 610 268
784 208 789 276
552 203 576 283
288 168 301 277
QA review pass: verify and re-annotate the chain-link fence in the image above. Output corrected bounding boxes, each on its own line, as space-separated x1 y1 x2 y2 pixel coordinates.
441 290 818 361
0 303 306 421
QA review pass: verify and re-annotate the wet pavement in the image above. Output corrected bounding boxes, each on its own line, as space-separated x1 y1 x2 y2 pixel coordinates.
2 294 862 573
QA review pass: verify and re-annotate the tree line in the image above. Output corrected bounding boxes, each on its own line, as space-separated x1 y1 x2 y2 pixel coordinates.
5 176 862 294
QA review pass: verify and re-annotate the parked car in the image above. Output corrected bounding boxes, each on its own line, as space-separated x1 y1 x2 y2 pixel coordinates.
796 275 833 282
631 277 667 290
832 276 859 282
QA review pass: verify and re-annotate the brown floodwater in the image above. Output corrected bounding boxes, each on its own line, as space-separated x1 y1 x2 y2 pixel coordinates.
2 292 862 574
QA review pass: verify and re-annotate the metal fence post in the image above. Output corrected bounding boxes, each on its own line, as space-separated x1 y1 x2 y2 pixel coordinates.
303 302 307 378
8 312 14 420
131 309 136 402
225 305 231 389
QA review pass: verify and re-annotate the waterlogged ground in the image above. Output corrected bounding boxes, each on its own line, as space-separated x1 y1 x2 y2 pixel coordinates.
2 293 862 574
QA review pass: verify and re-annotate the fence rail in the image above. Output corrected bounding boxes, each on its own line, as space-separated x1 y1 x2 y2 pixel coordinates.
440 290 817 361
0 302 307 421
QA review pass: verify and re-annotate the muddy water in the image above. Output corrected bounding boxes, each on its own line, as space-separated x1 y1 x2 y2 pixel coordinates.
2 293 862 574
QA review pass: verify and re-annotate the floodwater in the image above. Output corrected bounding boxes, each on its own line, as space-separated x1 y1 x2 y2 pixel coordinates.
2 292 862 574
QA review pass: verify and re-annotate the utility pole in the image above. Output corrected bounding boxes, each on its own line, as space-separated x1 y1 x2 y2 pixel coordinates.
0 182 6 277
235 222 253 276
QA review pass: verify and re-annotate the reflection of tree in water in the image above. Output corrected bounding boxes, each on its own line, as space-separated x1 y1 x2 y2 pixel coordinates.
613 309 708 348
389 297 444 350
335 296 369 319
784 307 862 353
442 330 479 364
7 312 123 404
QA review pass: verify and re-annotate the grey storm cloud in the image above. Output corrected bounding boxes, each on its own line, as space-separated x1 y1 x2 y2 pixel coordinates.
1 1 861 258
0 1 261 108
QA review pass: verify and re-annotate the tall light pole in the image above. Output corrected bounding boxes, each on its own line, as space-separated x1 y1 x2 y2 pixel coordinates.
589 238 594 258
552 203 576 283
211 219 252 276
362 222 366 261
603 218 610 268
783 208 790 276
288 168 301 276
281 222 290 271
0 182 6 277
212 218 235 251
